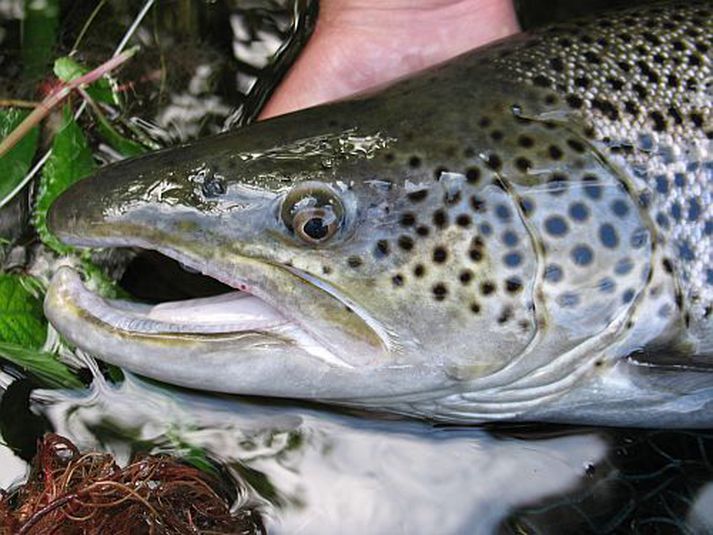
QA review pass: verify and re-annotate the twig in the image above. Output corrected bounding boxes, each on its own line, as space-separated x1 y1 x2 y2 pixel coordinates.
0 99 39 109
71 0 109 53
114 0 156 56
0 48 138 159
0 0 157 211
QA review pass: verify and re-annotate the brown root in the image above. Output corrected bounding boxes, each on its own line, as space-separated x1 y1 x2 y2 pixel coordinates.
0 434 265 534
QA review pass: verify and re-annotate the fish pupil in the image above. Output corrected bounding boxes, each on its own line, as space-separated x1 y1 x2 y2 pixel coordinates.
303 217 329 240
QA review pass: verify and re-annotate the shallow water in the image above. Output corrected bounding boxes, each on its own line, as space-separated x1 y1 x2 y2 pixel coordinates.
1 1 712 533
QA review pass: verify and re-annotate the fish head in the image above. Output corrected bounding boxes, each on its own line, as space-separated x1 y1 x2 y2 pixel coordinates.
45 104 538 403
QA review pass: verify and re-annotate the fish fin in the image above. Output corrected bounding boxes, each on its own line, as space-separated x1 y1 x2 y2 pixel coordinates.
627 348 713 373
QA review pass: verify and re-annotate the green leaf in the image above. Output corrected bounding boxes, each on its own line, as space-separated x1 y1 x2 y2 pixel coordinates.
34 107 96 254
0 341 83 389
166 430 220 478
94 113 147 157
80 257 130 300
0 274 46 350
22 0 60 81
0 108 40 206
53 56 117 106
53 57 145 156
0 274 81 389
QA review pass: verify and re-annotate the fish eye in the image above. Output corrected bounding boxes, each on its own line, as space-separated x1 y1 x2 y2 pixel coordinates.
280 183 344 244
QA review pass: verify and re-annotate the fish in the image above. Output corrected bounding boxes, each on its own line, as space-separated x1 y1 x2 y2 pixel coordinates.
43 1 712 427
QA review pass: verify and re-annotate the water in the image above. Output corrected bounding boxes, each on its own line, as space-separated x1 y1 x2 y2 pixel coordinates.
1 1 712 533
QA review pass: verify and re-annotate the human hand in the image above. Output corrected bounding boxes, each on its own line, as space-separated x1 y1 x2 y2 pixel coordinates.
260 0 519 119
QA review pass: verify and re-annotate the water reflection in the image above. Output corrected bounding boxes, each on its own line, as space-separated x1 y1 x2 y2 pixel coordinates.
0 369 687 533
2 369 713 533
35 373 607 534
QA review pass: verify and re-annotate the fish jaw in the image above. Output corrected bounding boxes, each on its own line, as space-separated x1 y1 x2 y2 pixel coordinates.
44 267 345 396
43 165 452 400
45 266 459 400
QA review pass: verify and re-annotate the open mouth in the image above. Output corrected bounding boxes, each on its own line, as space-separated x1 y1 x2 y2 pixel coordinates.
57 248 292 336
46 229 388 378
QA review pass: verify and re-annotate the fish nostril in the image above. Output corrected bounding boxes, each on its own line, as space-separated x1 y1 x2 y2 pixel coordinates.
201 174 226 196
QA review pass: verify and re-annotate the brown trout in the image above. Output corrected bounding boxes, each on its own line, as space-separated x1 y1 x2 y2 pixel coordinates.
44 1 712 426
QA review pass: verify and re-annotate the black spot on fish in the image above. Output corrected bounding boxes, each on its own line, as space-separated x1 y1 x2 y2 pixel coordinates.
434 166 448 180
505 277 523 294
433 246 448 264
497 307 512 324
466 167 481 184
469 248 483 262
668 106 683 124
650 110 667 132
486 154 502 171
545 264 563 283
548 145 564 160
470 195 486 212
690 112 704 128
520 197 535 216
375 240 390 258
432 283 448 301
566 94 584 109
624 100 639 116
632 83 648 100
545 216 569 237
416 225 430 237
433 210 448 228
592 98 619 121
550 57 565 72
444 190 462 206
575 76 590 89
548 174 568 196
398 236 414 251
481 281 496 296
567 139 585 153
533 74 552 88
515 157 532 173
456 214 472 227
400 213 416 227
606 77 625 90
518 135 535 148
407 190 428 203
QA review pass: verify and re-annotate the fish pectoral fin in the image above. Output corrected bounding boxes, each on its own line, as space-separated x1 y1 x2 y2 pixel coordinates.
627 347 713 373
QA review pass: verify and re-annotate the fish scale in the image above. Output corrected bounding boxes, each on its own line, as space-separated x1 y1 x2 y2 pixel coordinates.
489 0 712 322
44 1 713 426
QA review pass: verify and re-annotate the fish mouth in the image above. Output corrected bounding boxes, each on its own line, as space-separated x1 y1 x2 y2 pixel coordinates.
54 266 291 337
45 238 368 372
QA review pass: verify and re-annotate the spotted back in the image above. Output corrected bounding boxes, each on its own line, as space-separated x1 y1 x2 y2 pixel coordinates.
486 0 712 327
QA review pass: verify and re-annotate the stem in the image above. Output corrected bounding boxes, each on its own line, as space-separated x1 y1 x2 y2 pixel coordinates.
0 99 39 108
0 47 138 159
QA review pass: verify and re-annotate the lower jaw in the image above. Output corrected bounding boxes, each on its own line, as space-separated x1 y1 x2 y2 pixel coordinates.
47 266 289 336
45 266 353 374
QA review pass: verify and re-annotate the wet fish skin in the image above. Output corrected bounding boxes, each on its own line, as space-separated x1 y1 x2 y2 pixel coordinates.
45 1 713 426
